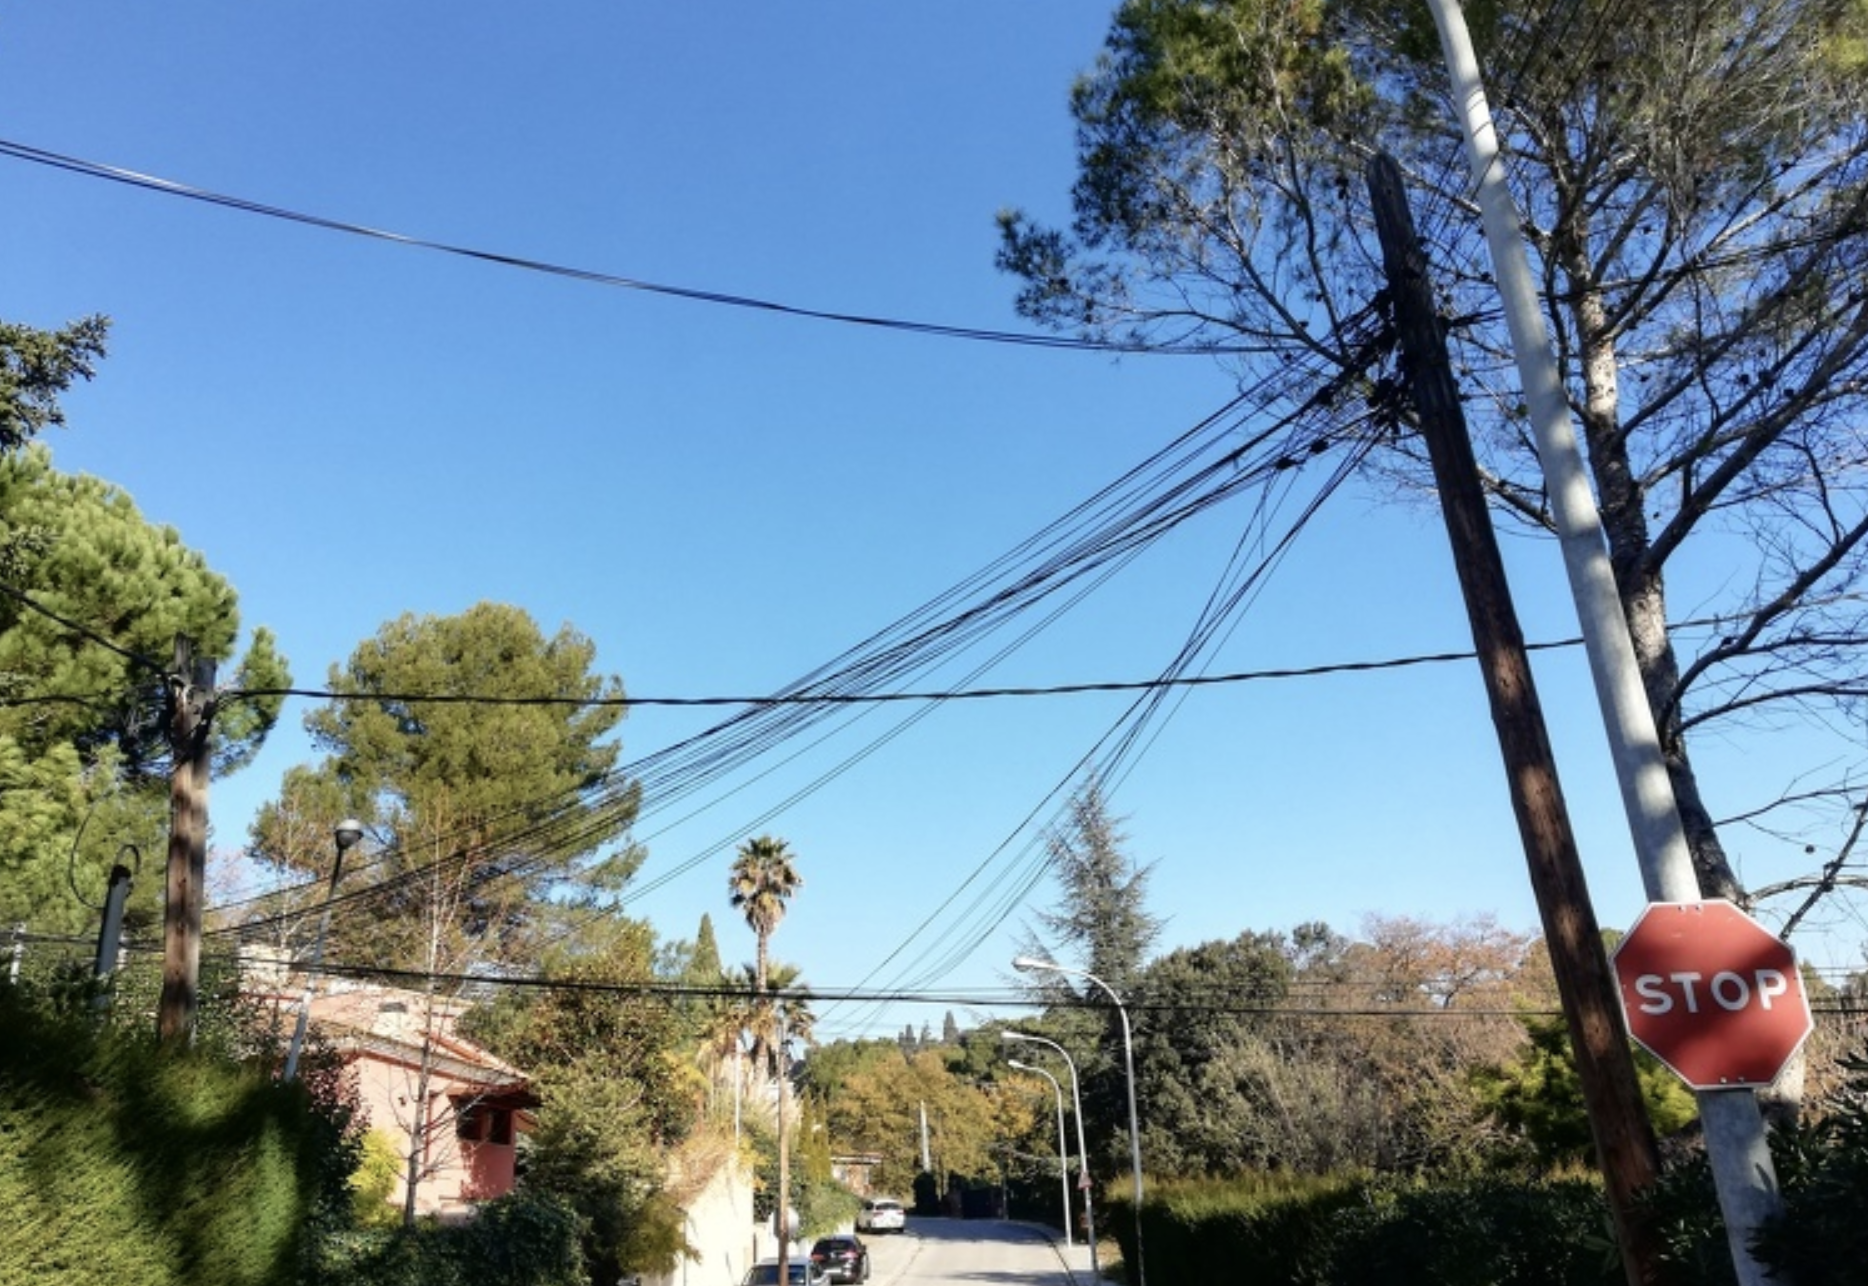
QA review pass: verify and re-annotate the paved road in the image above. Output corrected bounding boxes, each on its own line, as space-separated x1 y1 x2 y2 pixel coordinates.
862 1218 1078 1286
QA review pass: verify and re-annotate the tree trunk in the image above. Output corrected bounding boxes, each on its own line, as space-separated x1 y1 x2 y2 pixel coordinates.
1558 242 1745 903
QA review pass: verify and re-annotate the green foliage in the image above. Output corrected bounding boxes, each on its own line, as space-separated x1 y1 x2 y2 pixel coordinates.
1018 777 1159 1182
1106 1171 1621 1286
1751 1044 1868 1285
1022 776 1158 996
350 1130 407 1229
1471 1015 1698 1170
309 1189 584 1286
0 988 356 1286
824 1047 1030 1198
466 924 692 1284
248 602 636 966
797 1037 903 1103
0 444 289 935
1002 0 1868 915
0 314 108 454
1329 1176 1620 1286
1130 930 1294 1175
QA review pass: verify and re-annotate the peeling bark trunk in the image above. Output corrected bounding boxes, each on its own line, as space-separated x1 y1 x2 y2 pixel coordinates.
1561 247 1744 903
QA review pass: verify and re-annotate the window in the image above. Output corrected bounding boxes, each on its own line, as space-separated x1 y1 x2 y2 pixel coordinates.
455 1104 513 1144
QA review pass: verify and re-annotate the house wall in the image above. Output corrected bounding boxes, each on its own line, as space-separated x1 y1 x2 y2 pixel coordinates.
350 1054 515 1219
644 1154 756 1286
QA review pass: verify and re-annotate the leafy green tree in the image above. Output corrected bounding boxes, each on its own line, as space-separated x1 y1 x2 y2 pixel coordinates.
0 314 108 456
248 602 637 966
1472 1014 1698 1172
797 1036 904 1104
688 911 723 981
1129 930 1293 1176
467 922 694 1286
1017 777 1160 1184
998 0 1868 916
825 1047 1031 1200
0 444 288 937
1021 778 1160 996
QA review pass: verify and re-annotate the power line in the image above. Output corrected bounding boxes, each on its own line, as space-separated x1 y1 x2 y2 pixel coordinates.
0 136 1275 358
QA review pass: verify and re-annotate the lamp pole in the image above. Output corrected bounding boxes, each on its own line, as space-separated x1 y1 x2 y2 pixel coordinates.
283 819 365 1083
1008 1059 1073 1250
1004 1030 1096 1277
1014 956 1144 1286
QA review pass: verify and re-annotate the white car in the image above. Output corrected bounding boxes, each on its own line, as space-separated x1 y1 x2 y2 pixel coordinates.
855 1197 906 1234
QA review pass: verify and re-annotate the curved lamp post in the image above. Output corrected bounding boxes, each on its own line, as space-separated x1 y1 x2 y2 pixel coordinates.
1014 955 1145 1286
283 819 365 1082
1008 1059 1073 1250
1004 1030 1097 1276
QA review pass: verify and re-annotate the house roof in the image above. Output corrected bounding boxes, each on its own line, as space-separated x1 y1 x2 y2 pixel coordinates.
307 984 532 1096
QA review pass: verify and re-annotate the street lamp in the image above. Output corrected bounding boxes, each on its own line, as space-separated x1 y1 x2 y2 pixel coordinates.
1014 955 1146 1286
1007 1059 1073 1251
283 819 365 1083
1004 1030 1096 1278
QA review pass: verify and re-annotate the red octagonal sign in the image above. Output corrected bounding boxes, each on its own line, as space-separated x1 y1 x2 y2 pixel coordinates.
1612 900 1814 1089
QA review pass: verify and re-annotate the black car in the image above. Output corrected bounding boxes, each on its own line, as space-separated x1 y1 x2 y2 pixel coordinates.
809 1235 870 1284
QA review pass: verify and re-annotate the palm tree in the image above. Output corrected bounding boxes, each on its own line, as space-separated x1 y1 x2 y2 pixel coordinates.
729 961 816 1080
727 834 802 994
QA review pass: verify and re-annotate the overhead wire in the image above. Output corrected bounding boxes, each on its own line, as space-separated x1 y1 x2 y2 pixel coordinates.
818 312 1403 1032
0 136 1274 358
210 305 1392 1005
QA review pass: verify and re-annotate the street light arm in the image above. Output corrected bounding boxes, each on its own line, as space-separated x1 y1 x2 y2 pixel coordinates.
1011 954 1143 1286
1004 1028 1097 1274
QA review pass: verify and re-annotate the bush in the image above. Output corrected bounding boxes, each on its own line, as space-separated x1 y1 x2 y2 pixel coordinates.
1105 1171 1620 1286
308 1191 584 1286
0 988 353 1286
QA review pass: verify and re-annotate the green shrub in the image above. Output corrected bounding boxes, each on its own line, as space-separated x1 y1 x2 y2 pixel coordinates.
0 987 353 1286
307 1191 584 1286
1745 1045 1868 1286
1106 1171 1620 1286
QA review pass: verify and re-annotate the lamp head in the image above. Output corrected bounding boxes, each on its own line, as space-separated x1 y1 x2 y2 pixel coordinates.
333 819 366 853
1012 955 1056 974
1006 1059 1032 1073
1002 1030 1032 1044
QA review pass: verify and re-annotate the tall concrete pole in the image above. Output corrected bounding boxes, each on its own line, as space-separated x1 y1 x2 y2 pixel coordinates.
1015 957 1144 1286
1005 1030 1097 1279
1009 1060 1073 1249
1419 4 1784 1280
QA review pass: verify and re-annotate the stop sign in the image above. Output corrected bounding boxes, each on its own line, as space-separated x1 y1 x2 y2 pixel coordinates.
1612 900 1814 1089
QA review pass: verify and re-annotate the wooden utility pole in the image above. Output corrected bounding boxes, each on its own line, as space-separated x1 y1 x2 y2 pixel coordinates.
1366 153 1667 1286
157 634 216 1045
774 1003 791 1281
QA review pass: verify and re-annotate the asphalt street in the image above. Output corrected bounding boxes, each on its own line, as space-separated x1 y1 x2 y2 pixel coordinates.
860 1218 1081 1286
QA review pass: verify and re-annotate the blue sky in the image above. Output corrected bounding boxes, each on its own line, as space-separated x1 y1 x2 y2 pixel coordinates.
5 3 1858 1041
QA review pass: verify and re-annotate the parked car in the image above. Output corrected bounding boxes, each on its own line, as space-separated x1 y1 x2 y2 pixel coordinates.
809 1235 869 1284
741 1260 828 1286
855 1197 906 1234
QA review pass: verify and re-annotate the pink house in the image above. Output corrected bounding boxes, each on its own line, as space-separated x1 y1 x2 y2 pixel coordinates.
308 985 536 1219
